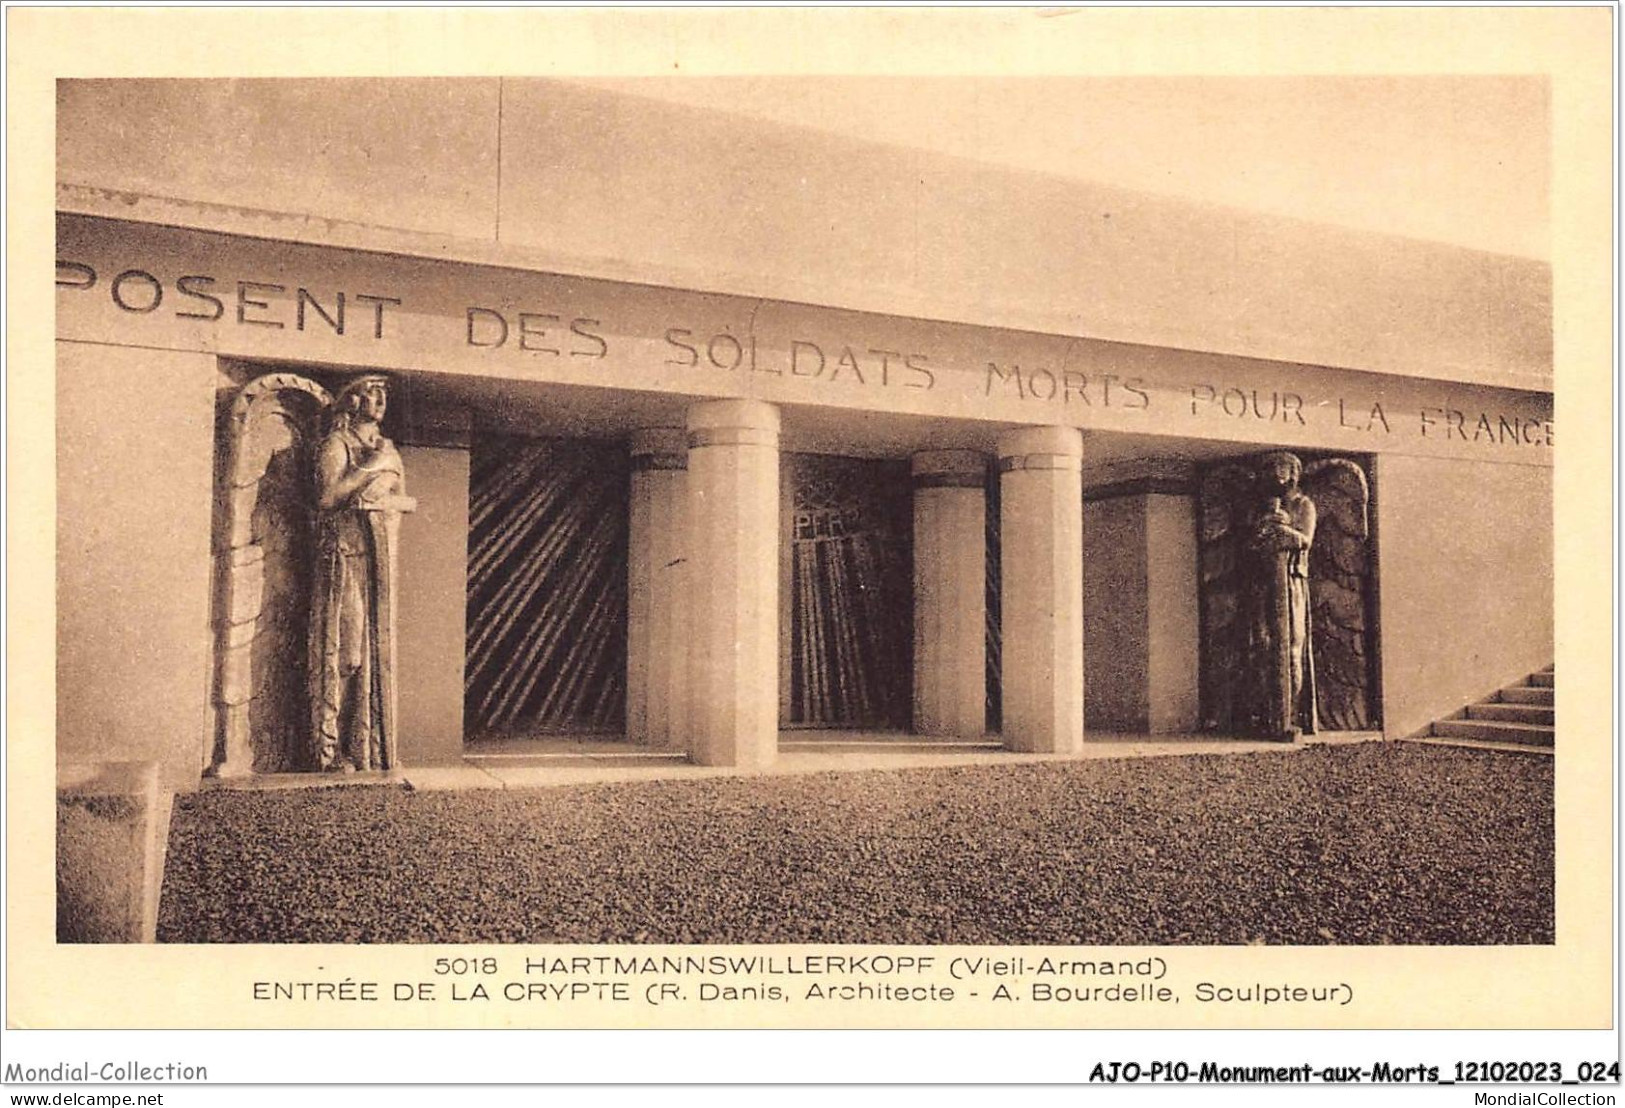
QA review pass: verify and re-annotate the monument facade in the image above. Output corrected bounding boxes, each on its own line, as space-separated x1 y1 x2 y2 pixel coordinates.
50 79 1554 935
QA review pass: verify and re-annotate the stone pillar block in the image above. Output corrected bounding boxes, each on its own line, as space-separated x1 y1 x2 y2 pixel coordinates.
56 761 172 943
396 437 471 766
1144 492 1200 734
56 343 217 788
911 450 988 737
997 426 1085 753
1081 461 1201 735
684 400 780 768
627 428 689 750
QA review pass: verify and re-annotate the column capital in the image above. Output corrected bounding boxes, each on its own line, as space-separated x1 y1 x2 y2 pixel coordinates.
996 425 1083 472
630 427 688 471
911 449 988 488
687 399 780 449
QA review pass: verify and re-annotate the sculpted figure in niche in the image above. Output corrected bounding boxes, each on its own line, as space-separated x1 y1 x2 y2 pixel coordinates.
1198 451 1372 739
310 375 416 771
1247 452 1318 739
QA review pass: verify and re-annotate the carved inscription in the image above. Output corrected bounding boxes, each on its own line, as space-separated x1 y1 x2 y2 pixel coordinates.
465 307 608 358
57 255 1552 455
986 362 1151 408
1189 385 1306 424
661 329 936 390
57 262 400 338
1421 407 1553 447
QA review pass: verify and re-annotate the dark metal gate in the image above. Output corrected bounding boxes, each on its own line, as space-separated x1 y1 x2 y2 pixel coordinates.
783 454 913 729
465 435 629 737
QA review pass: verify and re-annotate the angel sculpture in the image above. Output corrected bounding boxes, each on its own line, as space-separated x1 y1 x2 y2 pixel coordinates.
211 372 415 778
310 375 418 772
1198 451 1372 739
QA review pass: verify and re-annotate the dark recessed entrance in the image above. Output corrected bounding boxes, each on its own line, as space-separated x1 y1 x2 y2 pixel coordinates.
781 454 913 730
465 434 629 739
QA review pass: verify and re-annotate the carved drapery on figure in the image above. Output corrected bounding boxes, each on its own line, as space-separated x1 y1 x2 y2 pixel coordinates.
209 372 414 776
1198 451 1374 737
310 376 417 771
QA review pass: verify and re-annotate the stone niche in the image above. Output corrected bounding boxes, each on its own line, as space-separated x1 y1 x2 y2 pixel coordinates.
1196 450 1378 735
210 369 420 776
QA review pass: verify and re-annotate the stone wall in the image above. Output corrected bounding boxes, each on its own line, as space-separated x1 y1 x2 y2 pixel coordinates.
1376 454 1554 738
57 78 1549 391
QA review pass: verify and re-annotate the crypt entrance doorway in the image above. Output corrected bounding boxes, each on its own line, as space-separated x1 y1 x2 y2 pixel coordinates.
463 433 631 741
779 453 914 730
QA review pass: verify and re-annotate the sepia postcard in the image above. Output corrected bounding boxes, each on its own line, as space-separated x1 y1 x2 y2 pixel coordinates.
4 5 1616 1089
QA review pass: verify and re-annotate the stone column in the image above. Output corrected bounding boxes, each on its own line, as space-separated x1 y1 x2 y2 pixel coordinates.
911 450 988 737
627 428 689 751
684 400 780 768
997 426 1085 754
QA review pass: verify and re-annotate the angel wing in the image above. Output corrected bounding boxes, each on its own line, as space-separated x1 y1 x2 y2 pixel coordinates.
1197 461 1255 731
1301 457 1373 730
212 373 333 775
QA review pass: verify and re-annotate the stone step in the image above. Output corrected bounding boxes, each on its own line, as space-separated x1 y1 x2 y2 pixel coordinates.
1528 671 1555 688
779 739 1005 754
463 750 690 768
1467 702 1555 725
1499 686 1554 706
1432 718 1554 747
1404 735 1554 757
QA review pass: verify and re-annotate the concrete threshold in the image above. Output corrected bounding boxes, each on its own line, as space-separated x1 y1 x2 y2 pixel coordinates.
198 731 1390 793
780 729 1005 754
403 730 1387 792
201 769 411 792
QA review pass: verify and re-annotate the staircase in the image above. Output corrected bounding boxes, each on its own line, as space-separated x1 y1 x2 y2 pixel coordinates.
1422 665 1554 751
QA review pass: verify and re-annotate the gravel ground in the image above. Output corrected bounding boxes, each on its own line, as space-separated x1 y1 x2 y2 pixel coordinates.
158 743 1552 945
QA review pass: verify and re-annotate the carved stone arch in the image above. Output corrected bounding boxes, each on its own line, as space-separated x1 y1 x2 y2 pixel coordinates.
210 373 332 776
